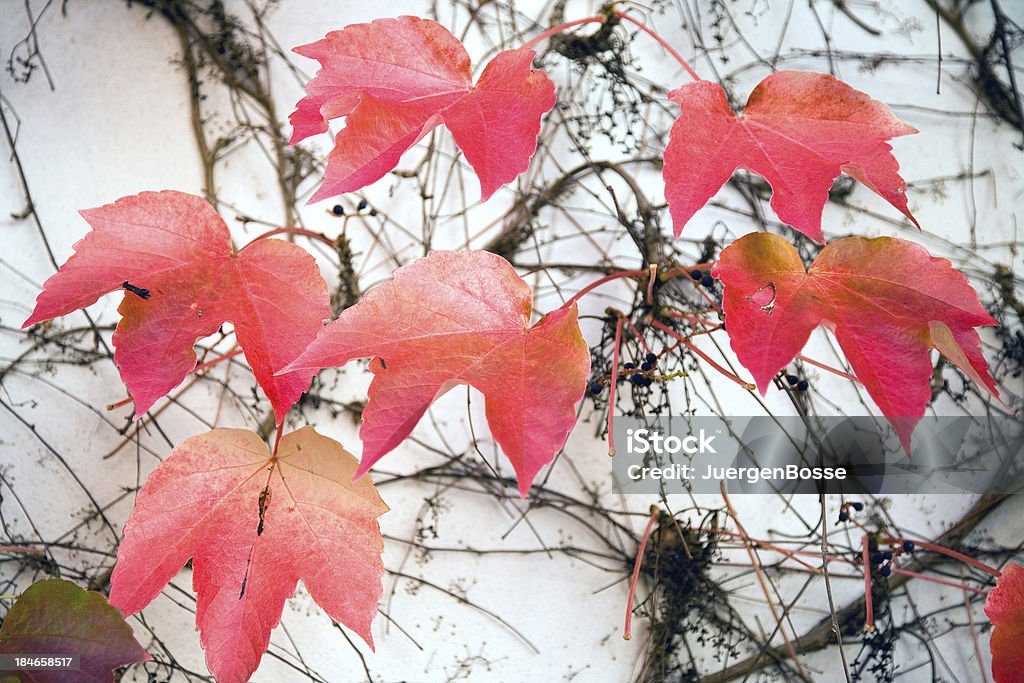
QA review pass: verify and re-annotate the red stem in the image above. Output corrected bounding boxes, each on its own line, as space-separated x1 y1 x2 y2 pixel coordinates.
621 316 653 354
607 315 625 456
194 348 244 373
521 16 606 51
652 320 755 390
106 396 134 411
699 527 821 573
272 424 284 457
960 565 990 683
108 347 245 410
896 538 1002 577
249 226 337 250
862 535 874 631
613 9 701 81
795 354 861 384
661 311 717 324
891 567 986 595
624 507 660 640
561 269 647 310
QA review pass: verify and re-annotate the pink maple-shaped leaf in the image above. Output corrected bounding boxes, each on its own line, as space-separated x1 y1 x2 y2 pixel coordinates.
713 233 998 451
282 250 590 497
109 427 387 683
664 71 919 243
0 579 151 683
986 562 1024 683
290 16 555 202
22 191 329 425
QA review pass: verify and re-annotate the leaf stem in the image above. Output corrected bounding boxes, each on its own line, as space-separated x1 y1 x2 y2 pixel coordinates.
272 424 284 457
796 354 861 384
106 396 134 411
624 506 660 640
106 347 246 411
607 314 625 457
721 483 806 677
621 316 653 355
249 226 338 250
561 269 647 310
892 538 1002 577
651 320 755 390
893 567 986 595
699 527 821 573
613 9 701 81
959 564 990 683
520 16 607 52
194 348 244 374
862 535 874 631
660 310 721 328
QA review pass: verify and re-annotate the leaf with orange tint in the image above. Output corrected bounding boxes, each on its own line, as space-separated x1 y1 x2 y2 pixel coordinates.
713 233 997 451
290 16 555 202
664 71 919 242
986 562 1024 683
283 250 590 497
22 191 329 425
108 427 387 683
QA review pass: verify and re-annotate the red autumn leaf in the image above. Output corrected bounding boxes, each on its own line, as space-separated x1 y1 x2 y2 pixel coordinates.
664 71 919 243
108 427 387 683
283 250 590 497
289 15 555 203
0 578 150 683
986 562 1024 683
21 191 329 425
713 233 998 451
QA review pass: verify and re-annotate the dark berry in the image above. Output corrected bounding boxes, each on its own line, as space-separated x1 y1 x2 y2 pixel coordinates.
871 552 884 565
902 540 915 552
645 352 657 365
369 208 378 216
624 362 636 370
785 374 799 385
879 565 892 577
641 376 653 387
331 204 344 216
796 380 809 391
882 550 893 561
640 362 653 372
589 382 603 395
700 275 715 288
630 374 644 386
357 199 368 211
851 501 864 511
689 269 703 280
838 511 849 522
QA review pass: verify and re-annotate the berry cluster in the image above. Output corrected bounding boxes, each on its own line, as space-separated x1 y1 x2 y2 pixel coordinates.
838 501 917 578
866 536 915 577
784 373 809 392
330 198 378 217
589 352 659 394
689 268 715 289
